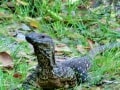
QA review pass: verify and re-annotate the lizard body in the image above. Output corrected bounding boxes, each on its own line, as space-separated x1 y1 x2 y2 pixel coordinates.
22 32 120 89
61 42 120 81
22 32 77 90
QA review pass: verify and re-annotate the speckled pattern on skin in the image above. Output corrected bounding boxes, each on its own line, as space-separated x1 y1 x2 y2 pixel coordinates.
22 32 77 90
22 32 120 90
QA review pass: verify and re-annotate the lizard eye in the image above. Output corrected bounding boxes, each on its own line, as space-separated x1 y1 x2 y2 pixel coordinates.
41 35 45 38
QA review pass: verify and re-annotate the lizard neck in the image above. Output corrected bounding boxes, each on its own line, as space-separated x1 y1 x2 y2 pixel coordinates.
34 45 55 69
34 45 55 79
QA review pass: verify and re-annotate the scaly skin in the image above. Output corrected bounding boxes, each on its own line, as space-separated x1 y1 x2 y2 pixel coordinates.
22 32 77 90
22 32 120 89
61 42 120 81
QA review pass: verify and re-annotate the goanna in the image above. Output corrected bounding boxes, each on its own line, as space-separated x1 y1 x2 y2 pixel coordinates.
22 32 120 90
22 32 77 90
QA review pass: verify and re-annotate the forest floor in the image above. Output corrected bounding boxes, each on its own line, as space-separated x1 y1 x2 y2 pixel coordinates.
0 0 120 90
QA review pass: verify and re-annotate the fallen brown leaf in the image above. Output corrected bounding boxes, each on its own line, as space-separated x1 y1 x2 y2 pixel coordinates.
1 1 15 8
76 45 86 54
55 56 70 62
87 39 95 49
13 72 22 78
55 43 72 55
0 12 13 19
29 19 39 28
0 52 14 69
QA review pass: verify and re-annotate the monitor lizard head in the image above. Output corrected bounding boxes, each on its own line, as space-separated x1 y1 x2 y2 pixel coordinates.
25 32 55 67
26 32 53 46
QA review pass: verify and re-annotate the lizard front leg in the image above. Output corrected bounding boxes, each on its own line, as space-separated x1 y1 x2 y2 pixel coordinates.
22 71 41 90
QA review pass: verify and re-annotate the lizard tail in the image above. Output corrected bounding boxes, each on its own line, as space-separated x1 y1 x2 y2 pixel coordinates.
88 42 120 60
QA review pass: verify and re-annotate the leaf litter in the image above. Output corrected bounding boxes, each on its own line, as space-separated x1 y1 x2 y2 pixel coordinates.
0 52 14 69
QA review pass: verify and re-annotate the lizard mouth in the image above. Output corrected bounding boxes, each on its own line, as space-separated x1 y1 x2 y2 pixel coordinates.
25 32 38 44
